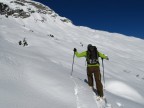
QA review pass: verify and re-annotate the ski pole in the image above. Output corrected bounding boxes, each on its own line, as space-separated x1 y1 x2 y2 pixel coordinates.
71 52 75 76
102 58 105 88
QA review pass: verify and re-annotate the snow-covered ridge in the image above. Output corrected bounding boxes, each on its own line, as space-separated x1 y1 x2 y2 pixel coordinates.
0 0 72 23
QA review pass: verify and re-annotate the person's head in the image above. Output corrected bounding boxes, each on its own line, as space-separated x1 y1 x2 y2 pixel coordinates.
87 44 92 49
87 44 92 51
87 44 97 52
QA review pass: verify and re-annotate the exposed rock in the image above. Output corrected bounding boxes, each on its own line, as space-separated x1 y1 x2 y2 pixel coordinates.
0 3 11 15
14 1 25 6
0 2 30 18
60 18 72 23
51 14 57 18
0 0 71 22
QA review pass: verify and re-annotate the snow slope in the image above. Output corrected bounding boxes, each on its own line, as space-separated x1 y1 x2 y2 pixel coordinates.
0 0 144 108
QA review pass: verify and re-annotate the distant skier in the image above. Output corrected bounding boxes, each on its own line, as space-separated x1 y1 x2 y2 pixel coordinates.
18 40 22 45
23 38 28 46
73 44 109 98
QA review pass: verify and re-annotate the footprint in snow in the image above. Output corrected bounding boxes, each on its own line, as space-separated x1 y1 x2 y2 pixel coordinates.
116 102 123 107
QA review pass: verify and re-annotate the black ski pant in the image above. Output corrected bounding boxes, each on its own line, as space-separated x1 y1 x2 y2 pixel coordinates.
87 66 103 97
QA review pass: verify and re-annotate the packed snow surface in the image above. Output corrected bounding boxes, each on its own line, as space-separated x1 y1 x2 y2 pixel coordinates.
0 0 144 108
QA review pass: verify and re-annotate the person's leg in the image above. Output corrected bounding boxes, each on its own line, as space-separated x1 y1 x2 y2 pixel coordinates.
94 67 103 97
87 67 93 87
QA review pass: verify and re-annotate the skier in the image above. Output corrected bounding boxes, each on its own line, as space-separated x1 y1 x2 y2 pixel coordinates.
73 44 109 98
23 38 28 46
18 40 22 45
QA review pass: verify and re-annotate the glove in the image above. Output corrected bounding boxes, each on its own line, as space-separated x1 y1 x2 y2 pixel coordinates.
73 48 77 52
106 56 109 60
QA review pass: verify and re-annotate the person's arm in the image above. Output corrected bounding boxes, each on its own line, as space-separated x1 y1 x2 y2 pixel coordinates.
75 51 87 58
98 52 109 60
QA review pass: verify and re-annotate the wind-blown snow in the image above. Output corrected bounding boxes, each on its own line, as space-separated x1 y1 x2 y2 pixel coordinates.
106 80 144 104
0 0 144 108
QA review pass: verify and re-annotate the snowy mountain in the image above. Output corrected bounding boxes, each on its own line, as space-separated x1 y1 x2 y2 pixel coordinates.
0 0 144 108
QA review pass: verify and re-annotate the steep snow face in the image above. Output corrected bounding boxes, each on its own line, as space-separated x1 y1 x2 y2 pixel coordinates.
0 0 144 108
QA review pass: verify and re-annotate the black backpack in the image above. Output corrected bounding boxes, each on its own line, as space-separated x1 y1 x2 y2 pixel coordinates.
86 46 99 65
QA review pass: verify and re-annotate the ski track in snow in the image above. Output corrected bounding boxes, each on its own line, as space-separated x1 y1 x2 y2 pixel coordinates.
71 76 113 108
71 76 98 108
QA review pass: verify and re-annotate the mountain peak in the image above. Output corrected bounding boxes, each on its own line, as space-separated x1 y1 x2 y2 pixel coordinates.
0 0 72 23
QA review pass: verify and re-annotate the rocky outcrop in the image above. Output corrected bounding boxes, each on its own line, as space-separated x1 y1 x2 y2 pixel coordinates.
0 0 72 23
60 18 72 23
12 9 30 18
0 3 11 15
0 2 30 18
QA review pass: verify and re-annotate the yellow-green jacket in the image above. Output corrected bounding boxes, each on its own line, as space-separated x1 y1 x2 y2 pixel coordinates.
75 51 108 67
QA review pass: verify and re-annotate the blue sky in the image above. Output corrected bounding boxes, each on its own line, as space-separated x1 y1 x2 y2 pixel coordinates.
34 0 144 39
